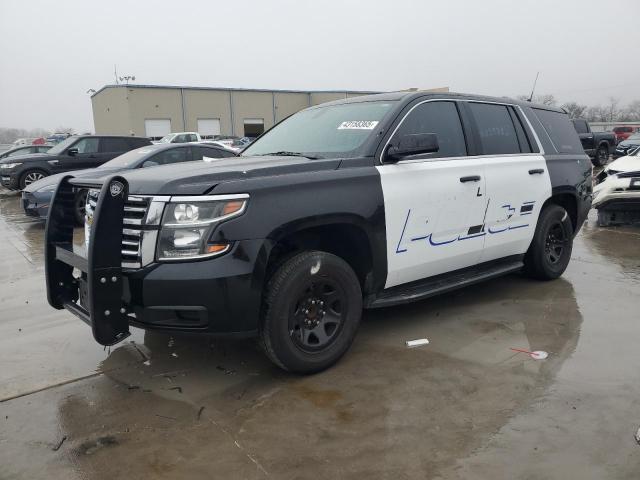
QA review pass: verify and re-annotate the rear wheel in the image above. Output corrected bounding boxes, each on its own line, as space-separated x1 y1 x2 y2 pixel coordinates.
260 251 362 373
524 204 574 280
593 145 608 167
20 169 47 189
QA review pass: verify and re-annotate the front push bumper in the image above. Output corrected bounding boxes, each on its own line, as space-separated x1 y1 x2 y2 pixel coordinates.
45 175 270 346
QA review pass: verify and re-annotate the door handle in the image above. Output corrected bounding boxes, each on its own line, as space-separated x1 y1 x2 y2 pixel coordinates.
460 175 481 183
529 169 544 175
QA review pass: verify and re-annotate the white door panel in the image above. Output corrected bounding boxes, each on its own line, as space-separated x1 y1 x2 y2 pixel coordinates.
481 155 552 263
197 118 220 136
378 158 487 289
144 119 171 138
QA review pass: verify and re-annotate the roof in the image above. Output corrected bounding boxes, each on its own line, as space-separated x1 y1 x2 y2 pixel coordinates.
91 83 381 98
314 90 565 113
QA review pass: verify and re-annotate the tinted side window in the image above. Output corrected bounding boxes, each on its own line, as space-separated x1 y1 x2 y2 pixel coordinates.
533 109 584 154
141 148 189 167
468 103 521 154
392 101 467 158
73 138 99 154
100 138 130 152
572 120 589 134
193 146 235 160
189 134 198 142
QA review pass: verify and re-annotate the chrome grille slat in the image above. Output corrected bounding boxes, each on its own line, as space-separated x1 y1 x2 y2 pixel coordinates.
85 189 151 269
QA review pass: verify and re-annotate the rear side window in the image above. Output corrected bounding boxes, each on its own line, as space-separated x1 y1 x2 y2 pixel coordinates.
392 101 467 158
141 147 189 167
100 138 130 152
572 120 589 134
193 146 235 159
468 103 521 155
533 109 584 154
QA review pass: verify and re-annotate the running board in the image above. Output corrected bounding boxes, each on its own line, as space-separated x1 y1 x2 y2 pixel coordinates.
366 257 524 309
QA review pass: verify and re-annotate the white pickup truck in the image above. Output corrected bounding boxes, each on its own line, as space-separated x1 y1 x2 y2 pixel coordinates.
153 132 202 144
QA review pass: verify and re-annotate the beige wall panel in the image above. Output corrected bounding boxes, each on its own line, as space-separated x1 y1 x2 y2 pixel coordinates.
183 90 233 136
91 87 130 135
126 88 183 136
274 92 309 123
231 91 274 136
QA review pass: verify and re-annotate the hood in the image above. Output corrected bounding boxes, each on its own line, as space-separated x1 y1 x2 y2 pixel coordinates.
23 167 123 192
79 156 343 195
0 153 50 163
617 138 640 148
605 155 640 174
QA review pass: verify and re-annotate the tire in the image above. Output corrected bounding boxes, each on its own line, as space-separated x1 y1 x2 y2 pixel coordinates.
593 145 608 167
524 204 574 280
19 169 48 189
73 190 88 226
260 251 362 373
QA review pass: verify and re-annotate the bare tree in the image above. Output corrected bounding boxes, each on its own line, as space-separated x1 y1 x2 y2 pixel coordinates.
561 101 587 119
605 97 620 123
516 94 557 106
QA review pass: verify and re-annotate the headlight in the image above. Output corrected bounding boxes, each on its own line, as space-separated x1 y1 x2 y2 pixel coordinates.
0 162 22 169
156 196 247 261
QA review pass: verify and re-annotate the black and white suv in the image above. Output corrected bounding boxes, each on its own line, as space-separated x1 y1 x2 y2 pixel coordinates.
45 91 592 373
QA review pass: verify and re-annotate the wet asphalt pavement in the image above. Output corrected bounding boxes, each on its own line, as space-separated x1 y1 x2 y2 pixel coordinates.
0 187 639 479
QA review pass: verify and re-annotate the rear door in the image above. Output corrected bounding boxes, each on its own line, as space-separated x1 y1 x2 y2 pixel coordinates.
100 137 131 162
378 100 488 288
465 101 551 263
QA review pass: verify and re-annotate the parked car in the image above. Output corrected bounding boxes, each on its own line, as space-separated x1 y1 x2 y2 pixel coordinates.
154 132 201 144
0 135 151 190
612 125 640 144
22 143 237 224
46 133 72 144
592 148 640 226
12 138 37 147
571 119 615 166
45 91 591 373
0 144 51 160
230 137 255 151
613 133 640 159
211 136 239 149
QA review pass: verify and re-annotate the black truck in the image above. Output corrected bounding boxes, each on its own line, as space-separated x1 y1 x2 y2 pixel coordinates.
571 119 616 167
45 92 592 373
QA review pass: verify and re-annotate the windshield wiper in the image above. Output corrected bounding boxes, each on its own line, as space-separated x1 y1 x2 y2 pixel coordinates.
258 151 322 160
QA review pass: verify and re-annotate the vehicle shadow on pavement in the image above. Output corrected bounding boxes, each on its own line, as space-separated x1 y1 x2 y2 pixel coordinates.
50 274 582 479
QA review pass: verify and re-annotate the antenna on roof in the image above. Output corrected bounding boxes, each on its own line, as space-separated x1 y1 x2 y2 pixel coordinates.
528 72 540 102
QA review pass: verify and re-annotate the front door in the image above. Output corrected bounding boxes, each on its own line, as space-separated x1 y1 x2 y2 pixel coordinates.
56 137 101 172
378 100 488 289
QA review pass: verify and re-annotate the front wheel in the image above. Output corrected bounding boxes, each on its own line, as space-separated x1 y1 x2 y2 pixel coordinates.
524 204 574 280
260 251 362 373
20 169 48 189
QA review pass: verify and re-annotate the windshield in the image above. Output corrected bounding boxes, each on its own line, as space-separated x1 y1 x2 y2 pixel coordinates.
242 101 395 159
98 147 156 168
158 133 177 143
47 136 78 155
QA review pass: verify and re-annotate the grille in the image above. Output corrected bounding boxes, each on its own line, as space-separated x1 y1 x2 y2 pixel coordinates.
86 190 151 269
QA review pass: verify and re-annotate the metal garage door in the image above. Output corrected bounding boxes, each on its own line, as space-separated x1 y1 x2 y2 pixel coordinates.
144 119 171 139
197 118 221 137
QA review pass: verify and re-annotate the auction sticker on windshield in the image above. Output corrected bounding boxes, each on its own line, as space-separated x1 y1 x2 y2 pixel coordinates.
337 121 379 130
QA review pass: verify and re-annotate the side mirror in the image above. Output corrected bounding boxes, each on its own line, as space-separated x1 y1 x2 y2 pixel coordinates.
384 133 439 163
67 148 78 157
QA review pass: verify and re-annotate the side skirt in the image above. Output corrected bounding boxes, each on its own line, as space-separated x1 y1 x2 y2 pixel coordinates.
365 255 524 309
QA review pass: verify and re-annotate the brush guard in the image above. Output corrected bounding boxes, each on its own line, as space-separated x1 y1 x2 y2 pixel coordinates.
45 175 131 346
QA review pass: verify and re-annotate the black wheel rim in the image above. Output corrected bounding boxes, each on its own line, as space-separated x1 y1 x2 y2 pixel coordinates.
289 279 346 352
545 221 567 265
75 191 87 219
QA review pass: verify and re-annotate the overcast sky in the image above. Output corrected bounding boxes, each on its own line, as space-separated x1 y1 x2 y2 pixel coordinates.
1 0 638 132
